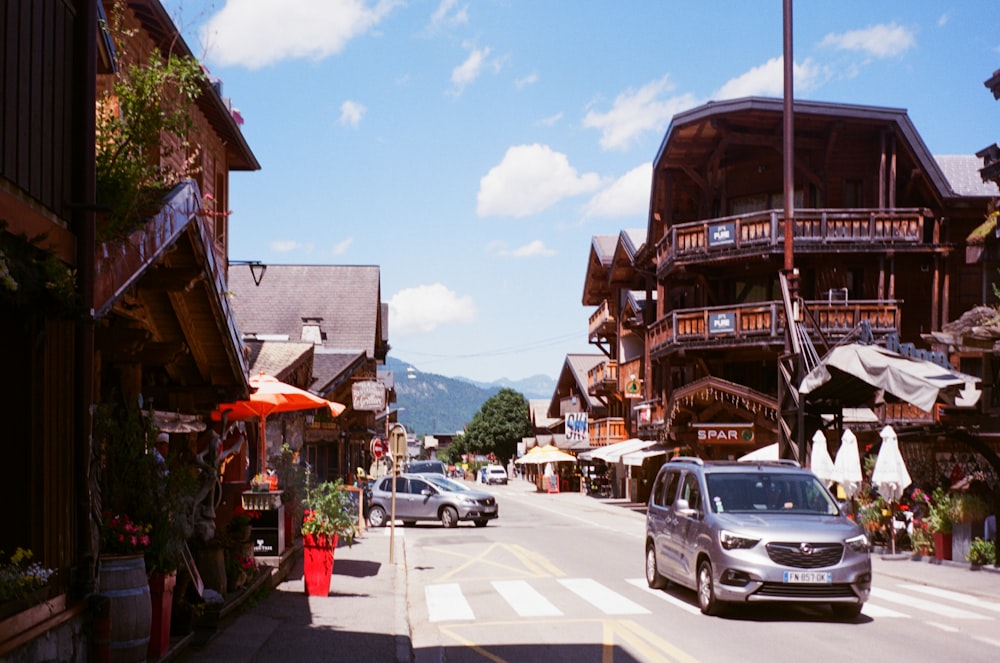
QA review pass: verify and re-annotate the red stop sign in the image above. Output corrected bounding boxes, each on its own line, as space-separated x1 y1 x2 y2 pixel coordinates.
371 439 385 459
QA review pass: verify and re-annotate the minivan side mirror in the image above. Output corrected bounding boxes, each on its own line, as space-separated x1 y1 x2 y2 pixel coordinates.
675 498 698 518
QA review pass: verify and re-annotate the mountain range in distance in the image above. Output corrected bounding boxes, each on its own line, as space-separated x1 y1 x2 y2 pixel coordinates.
382 356 556 437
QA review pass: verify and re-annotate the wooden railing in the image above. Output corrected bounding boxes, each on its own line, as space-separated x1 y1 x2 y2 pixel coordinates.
649 300 900 356
588 300 616 340
587 360 618 395
589 417 626 447
656 208 927 268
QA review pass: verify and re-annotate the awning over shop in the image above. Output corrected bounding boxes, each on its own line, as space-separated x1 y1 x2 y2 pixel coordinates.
578 438 655 463
799 343 980 412
621 445 674 467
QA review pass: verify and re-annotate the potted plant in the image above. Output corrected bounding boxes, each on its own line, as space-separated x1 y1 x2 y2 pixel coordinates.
269 443 308 544
0 548 55 621
925 488 954 560
909 519 934 557
950 492 991 562
966 537 997 568
300 472 355 596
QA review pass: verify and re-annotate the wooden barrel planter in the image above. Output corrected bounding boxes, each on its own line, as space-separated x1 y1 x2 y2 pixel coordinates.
98 555 152 662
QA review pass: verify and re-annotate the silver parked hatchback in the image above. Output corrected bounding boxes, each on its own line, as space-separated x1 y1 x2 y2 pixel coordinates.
644 457 871 617
369 473 498 528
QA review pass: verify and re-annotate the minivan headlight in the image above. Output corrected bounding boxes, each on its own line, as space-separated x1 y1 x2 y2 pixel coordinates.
846 533 870 552
720 530 760 550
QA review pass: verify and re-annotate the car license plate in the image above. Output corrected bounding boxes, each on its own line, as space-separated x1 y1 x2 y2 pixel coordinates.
783 571 831 583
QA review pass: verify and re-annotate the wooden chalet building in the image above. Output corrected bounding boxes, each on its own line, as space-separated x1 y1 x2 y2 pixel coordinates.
227 264 391 483
2 1 259 658
581 230 650 445
627 96 999 464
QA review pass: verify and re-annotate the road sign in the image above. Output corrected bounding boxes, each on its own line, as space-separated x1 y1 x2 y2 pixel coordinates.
371 438 386 459
389 423 407 458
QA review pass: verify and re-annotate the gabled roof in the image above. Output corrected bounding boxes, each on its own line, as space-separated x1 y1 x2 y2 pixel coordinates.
547 354 606 418
229 264 382 357
246 340 314 379
228 264 384 396
122 0 259 171
936 155 1000 197
583 230 647 306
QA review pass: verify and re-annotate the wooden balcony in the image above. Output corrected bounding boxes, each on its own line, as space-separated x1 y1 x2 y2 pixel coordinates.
588 360 618 396
589 300 616 341
655 208 928 271
649 300 900 357
589 417 626 447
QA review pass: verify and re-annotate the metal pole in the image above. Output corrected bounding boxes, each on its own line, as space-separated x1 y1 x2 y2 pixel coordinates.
783 0 795 284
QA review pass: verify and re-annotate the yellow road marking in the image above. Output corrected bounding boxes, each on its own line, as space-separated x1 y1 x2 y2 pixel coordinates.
428 542 566 582
438 618 701 663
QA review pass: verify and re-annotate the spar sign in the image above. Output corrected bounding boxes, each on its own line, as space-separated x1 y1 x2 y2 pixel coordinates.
692 423 755 445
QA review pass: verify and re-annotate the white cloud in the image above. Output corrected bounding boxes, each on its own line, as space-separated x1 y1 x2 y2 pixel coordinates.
819 23 916 58
583 164 652 218
713 56 825 99
200 0 402 69
477 144 604 218
536 112 563 127
582 75 698 151
388 283 477 335
270 239 314 253
339 100 366 128
515 73 539 89
451 44 491 92
330 237 354 256
490 240 557 258
429 0 468 30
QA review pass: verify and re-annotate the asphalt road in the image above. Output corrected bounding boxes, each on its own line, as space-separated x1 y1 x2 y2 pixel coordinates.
405 479 1000 663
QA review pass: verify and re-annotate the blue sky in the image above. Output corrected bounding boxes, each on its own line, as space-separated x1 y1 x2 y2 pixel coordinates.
164 1 1000 383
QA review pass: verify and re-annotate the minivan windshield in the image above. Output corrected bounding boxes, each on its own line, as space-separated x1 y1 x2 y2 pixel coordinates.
705 473 839 515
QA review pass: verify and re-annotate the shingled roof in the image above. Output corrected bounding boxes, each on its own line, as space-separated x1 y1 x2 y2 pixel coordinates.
228 264 384 393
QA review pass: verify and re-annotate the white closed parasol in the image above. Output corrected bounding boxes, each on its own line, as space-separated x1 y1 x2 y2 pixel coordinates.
810 430 836 486
832 428 863 499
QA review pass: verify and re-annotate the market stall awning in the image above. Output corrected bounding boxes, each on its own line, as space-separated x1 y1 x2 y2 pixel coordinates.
579 438 655 463
622 446 674 467
799 343 980 412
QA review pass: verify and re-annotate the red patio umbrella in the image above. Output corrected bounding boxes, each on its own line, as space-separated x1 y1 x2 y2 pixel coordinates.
215 373 346 473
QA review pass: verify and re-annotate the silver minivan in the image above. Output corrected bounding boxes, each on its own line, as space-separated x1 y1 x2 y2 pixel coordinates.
644 457 871 617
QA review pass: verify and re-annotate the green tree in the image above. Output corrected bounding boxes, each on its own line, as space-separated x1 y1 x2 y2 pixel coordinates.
461 389 532 465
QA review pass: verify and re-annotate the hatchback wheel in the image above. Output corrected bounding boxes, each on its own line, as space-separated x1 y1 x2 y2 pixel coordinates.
441 506 459 528
369 505 387 528
697 560 723 616
645 545 666 589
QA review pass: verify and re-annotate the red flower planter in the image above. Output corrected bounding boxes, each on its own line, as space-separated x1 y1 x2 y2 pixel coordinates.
933 532 952 561
302 533 338 596
148 570 176 659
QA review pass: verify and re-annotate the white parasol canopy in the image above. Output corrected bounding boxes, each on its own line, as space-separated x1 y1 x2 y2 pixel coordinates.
871 425 911 503
809 430 836 486
832 428 863 498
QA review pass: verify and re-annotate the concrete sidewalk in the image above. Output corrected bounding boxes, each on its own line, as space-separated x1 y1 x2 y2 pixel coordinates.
176 526 410 663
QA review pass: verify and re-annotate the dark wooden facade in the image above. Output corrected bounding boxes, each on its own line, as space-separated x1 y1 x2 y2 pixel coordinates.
1 1 259 658
635 97 994 455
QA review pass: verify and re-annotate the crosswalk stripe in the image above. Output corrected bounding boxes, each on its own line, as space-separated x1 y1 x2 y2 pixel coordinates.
870 587 991 620
558 578 650 615
625 578 701 615
426 583 474 622
860 602 910 618
492 580 563 617
898 583 1000 613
